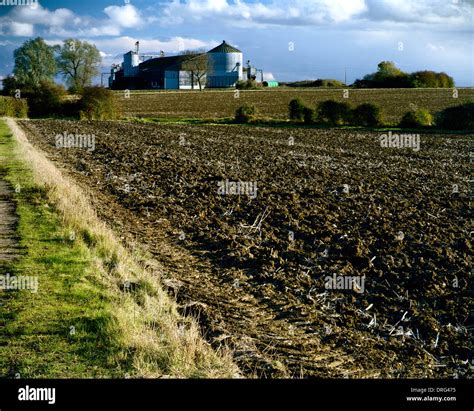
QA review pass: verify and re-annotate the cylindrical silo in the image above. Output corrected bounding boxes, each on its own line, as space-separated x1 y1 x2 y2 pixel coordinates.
207 41 243 88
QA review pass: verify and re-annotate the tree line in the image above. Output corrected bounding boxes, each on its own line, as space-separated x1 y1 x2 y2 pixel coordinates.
0 37 122 120
353 61 454 88
2 37 101 95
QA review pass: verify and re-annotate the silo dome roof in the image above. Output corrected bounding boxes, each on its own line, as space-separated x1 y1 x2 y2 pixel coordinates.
208 41 241 53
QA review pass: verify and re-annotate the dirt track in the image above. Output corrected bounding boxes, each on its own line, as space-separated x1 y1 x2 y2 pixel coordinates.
16 119 473 378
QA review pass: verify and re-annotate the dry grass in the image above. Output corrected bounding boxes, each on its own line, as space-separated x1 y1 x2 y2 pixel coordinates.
5 117 240 378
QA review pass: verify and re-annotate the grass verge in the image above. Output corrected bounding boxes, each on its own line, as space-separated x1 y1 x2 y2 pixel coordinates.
0 118 238 378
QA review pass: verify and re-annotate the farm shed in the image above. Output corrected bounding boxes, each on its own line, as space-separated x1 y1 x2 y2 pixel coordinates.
109 41 244 90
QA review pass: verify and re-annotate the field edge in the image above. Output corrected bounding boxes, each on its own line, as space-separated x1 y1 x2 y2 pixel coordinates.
2 117 240 379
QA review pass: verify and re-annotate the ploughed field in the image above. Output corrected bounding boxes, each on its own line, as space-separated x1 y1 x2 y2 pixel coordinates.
118 88 474 124
19 119 472 378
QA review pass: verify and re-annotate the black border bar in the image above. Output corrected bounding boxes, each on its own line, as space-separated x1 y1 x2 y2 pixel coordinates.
0 379 471 410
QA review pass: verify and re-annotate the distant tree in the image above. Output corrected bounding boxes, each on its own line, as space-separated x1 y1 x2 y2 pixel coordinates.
409 71 454 88
355 61 409 88
376 61 404 78
437 72 455 88
372 61 409 87
354 61 454 89
57 39 101 93
180 50 207 91
409 71 436 88
13 37 57 89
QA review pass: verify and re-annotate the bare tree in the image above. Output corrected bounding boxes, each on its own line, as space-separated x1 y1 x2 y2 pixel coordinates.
180 50 207 91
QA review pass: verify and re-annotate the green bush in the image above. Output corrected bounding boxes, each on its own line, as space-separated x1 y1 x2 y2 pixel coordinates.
0 96 28 118
78 87 121 120
286 79 346 88
0 97 14 116
313 79 346 88
289 98 306 121
303 107 314 124
12 98 28 118
2 79 65 117
436 103 474 130
236 80 262 90
316 100 352 125
399 109 433 128
27 81 67 117
352 103 383 127
235 105 257 123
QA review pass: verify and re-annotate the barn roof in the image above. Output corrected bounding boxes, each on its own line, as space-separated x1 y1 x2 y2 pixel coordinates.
139 54 205 72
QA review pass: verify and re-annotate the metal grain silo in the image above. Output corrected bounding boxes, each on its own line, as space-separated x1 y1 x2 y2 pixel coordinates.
207 41 243 88
123 51 140 77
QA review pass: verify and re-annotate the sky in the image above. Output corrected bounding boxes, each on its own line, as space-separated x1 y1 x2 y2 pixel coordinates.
0 0 473 85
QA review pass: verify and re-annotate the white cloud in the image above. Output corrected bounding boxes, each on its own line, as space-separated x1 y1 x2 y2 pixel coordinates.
0 3 153 38
362 0 471 25
263 72 276 81
92 36 217 55
104 4 142 28
9 22 34 36
9 5 76 27
0 1 470 39
160 0 473 28
162 0 367 26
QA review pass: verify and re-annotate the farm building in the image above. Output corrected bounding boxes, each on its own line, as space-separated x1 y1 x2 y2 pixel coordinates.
109 41 244 90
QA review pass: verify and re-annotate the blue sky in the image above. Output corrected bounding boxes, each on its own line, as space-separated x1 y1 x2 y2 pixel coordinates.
0 0 473 85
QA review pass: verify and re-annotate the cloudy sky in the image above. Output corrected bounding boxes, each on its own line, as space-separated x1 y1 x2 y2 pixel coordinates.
0 0 472 85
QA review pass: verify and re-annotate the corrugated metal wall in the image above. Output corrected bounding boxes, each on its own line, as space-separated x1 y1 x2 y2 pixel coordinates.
207 52 243 88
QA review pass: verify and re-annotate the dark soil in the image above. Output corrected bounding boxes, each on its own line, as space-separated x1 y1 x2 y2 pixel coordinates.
18 119 473 378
